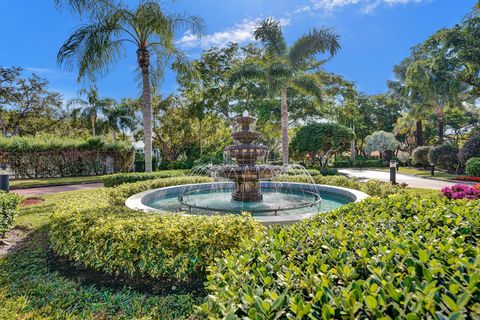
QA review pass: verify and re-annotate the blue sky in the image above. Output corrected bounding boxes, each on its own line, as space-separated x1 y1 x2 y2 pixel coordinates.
0 0 475 101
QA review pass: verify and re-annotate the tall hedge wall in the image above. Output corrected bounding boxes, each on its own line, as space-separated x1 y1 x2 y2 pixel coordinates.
0 136 134 178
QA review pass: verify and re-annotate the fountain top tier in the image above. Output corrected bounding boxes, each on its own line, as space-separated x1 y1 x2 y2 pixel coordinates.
224 111 267 166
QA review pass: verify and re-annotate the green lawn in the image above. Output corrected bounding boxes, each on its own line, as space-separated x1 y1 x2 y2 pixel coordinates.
10 175 103 189
0 190 199 319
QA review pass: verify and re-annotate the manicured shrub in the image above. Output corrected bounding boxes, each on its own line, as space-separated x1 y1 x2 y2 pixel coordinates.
429 143 459 173
0 191 22 236
333 158 385 168
364 131 399 156
101 169 190 187
275 175 405 198
465 157 480 177
286 168 321 176
108 176 213 205
0 136 134 178
320 167 338 176
50 194 262 280
441 184 480 200
199 194 480 318
412 146 432 167
459 134 480 163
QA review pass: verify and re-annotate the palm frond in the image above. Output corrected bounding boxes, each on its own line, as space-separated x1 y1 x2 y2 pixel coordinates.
290 74 323 103
228 62 266 87
253 18 287 57
289 27 340 69
57 13 124 82
266 61 292 80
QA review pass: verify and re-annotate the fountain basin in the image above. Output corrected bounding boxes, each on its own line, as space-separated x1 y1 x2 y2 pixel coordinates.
126 182 369 225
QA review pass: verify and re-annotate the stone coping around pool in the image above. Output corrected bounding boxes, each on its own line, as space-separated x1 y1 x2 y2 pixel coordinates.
125 181 369 225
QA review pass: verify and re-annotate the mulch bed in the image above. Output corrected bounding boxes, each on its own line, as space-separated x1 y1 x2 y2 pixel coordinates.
21 197 44 207
47 250 207 296
0 227 31 256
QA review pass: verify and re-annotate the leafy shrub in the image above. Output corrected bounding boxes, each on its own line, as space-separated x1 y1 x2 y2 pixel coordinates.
0 191 22 236
158 160 194 170
0 136 134 178
429 143 459 173
459 134 480 163
199 194 480 318
101 169 190 187
276 175 405 198
320 167 338 176
108 176 213 205
412 146 432 167
334 158 385 168
286 168 321 176
396 150 410 165
50 194 262 280
441 184 480 200
465 157 480 177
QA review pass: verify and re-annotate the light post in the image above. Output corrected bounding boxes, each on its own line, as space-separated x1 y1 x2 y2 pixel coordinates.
0 164 9 192
390 160 397 185
430 163 435 176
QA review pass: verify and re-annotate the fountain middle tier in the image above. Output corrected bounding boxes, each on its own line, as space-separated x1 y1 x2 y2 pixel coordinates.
224 145 268 165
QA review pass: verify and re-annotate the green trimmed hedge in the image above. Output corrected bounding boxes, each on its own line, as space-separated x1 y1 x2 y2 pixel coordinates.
276 175 405 198
0 136 134 178
199 194 480 318
466 157 480 177
0 191 22 236
50 192 262 280
101 169 190 187
286 168 321 176
334 158 385 168
108 176 213 205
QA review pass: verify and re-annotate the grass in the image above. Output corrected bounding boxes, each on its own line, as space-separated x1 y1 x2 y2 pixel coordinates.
10 176 102 189
0 190 200 319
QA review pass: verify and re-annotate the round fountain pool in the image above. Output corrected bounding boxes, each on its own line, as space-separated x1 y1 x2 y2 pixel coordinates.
126 181 369 225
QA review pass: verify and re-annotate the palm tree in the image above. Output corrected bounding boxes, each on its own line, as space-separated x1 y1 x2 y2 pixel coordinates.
388 58 428 146
100 98 134 142
66 86 100 136
56 0 203 172
229 18 340 165
406 58 466 143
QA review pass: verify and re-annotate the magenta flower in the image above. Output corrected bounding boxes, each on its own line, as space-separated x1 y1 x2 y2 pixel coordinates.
441 184 480 200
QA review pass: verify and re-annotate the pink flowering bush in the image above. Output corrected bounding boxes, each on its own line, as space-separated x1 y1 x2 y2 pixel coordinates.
441 184 480 200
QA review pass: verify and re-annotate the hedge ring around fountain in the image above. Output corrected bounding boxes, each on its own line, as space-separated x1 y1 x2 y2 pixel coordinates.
126 111 369 225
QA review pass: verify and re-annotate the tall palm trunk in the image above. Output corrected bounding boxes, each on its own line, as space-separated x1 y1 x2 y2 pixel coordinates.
199 118 203 157
112 129 117 143
280 86 289 165
415 120 423 146
138 48 153 173
435 106 444 143
91 112 96 136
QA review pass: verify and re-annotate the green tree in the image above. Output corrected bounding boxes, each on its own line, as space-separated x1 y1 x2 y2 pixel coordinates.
0 67 63 136
66 86 101 136
364 131 400 156
229 18 340 165
56 0 203 172
290 122 354 169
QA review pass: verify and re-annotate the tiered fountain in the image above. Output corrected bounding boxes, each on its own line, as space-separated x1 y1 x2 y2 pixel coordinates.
126 111 368 224
217 111 277 201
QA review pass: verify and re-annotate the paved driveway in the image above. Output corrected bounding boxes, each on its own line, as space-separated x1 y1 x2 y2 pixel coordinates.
339 169 469 190
12 182 103 197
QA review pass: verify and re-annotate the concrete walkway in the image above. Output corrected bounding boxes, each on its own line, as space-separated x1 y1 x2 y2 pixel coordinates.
12 182 103 197
339 168 469 190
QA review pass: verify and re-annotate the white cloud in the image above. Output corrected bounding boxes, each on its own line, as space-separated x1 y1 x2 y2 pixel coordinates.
307 0 428 13
177 17 291 49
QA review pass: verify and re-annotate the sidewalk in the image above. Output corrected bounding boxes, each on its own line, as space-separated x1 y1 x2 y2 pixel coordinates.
12 182 103 197
338 168 469 190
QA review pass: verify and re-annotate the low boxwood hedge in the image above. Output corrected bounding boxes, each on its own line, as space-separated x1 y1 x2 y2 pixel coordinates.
50 191 262 281
276 175 405 198
107 175 213 205
199 194 480 318
101 169 190 187
0 191 22 236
